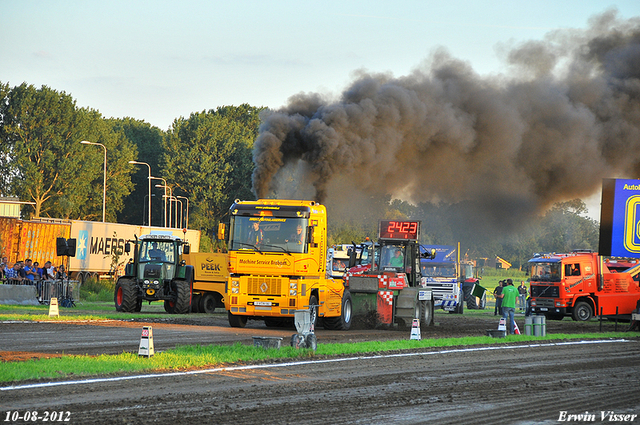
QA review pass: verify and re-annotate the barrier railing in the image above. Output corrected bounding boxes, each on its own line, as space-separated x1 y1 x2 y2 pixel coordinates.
0 279 80 306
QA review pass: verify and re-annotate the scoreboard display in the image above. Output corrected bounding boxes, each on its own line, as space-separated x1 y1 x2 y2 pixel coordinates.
378 220 421 241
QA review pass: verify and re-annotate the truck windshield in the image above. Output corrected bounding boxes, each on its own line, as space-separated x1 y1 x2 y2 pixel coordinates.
421 263 456 278
230 216 309 254
530 262 561 282
140 240 175 263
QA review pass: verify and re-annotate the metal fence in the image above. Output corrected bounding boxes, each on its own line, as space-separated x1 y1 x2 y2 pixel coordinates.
1 279 80 305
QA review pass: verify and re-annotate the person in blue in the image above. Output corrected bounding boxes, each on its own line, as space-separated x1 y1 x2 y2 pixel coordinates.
23 259 38 283
246 221 263 245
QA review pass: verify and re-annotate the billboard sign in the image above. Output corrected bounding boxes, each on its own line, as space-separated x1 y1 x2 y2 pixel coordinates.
599 178 640 257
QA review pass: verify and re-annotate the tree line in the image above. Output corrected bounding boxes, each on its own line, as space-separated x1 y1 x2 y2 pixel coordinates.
0 82 599 263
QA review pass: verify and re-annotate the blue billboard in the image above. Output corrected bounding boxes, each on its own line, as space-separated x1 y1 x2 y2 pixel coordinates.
599 178 640 257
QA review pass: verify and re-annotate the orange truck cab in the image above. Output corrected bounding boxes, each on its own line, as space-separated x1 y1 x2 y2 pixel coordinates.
528 250 640 321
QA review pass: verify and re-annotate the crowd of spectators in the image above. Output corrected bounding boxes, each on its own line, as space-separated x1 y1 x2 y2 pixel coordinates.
0 256 68 284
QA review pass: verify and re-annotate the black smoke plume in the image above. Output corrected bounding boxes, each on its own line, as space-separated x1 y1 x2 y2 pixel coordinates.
252 11 640 230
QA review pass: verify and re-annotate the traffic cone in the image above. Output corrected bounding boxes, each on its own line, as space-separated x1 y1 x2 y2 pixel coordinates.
48 297 59 317
410 319 421 340
138 326 154 357
497 317 506 331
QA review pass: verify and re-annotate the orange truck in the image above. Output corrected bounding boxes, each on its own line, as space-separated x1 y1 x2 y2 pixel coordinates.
528 250 640 321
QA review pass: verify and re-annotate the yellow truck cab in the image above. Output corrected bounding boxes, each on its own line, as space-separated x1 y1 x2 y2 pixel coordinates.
225 199 352 330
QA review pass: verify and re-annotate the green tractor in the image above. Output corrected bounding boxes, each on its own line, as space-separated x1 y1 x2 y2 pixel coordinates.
114 234 194 314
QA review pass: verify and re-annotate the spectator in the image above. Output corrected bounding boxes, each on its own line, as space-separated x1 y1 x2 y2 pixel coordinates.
16 261 27 280
33 261 44 279
499 279 518 335
518 281 527 312
0 256 7 279
23 259 38 284
5 263 24 284
43 261 56 280
56 264 67 280
493 281 503 316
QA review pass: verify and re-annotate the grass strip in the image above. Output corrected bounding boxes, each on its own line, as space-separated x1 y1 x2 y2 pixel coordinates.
1 332 633 384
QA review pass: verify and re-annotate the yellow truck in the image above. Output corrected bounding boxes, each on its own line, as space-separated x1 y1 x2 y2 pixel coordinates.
224 199 352 330
183 252 228 314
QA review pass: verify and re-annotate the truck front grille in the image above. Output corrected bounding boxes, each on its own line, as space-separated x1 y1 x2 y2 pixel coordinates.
247 277 282 296
531 285 559 298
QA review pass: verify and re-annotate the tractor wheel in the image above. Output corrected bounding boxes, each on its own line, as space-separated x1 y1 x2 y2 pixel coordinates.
572 301 593 321
201 292 217 314
478 293 487 309
323 290 353 330
228 311 248 328
114 279 138 312
134 298 142 312
466 288 478 309
456 297 464 314
164 280 191 314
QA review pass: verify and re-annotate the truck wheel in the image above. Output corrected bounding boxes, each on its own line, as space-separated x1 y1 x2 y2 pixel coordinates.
191 293 201 313
420 299 434 327
309 294 319 329
228 311 248 328
164 280 191 314
572 301 593 321
114 279 137 312
323 290 353 330
201 292 217 314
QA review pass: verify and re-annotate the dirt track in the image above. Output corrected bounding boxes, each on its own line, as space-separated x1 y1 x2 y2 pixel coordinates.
1 310 639 424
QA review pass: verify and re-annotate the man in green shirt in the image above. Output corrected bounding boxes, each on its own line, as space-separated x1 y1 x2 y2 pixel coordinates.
499 279 518 334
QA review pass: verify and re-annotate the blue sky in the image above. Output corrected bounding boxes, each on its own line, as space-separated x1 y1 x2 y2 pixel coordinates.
2 0 640 219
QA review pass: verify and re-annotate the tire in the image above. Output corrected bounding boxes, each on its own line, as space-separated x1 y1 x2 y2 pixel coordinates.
201 292 217 314
457 297 464 314
420 299 434 327
191 293 201 313
466 287 478 309
323 290 353 330
164 280 191 314
309 294 319 330
479 293 487 309
134 298 142 312
305 333 317 351
228 311 248 328
572 301 593 321
114 279 138 312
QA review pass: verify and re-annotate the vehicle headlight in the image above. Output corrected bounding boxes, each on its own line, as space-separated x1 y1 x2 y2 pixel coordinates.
143 279 150 285
232 287 239 294
232 280 239 287
290 281 297 289
290 289 297 296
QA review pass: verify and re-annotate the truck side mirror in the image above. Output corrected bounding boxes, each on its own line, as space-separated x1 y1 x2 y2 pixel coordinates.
183 244 190 255
217 223 226 241
124 242 131 254
307 225 315 244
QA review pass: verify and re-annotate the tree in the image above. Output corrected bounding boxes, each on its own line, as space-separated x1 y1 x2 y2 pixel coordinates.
162 105 263 238
0 83 136 220
110 118 165 225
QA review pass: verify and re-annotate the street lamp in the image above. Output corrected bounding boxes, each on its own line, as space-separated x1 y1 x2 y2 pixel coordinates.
168 196 183 228
155 183 172 228
128 160 152 226
176 196 189 229
150 177 166 226
81 140 107 222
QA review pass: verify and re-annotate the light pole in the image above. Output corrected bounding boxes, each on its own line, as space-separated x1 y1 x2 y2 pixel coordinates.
176 196 189 229
129 160 151 226
150 177 166 227
81 140 107 222
169 197 183 228
155 183 172 228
